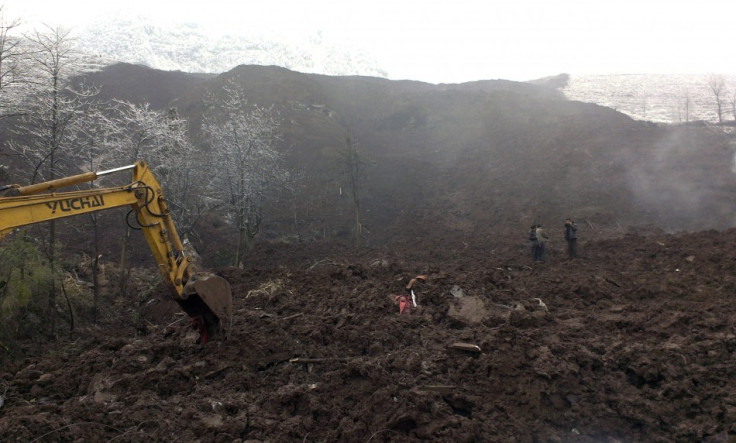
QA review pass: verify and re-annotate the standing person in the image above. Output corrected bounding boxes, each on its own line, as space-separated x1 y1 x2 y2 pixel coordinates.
528 224 539 261
535 224 549 262
564 218 578 258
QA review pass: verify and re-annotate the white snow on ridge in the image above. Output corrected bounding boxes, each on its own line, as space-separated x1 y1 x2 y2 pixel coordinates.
74 17 388 78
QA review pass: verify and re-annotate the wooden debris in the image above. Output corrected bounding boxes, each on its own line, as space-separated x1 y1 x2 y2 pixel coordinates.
450 342 482 353
246 279 289 298
204 365 233 379
307 259 341 270
289 357 350 364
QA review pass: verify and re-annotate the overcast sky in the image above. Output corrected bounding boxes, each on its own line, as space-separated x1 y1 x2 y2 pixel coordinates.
4 0 735 83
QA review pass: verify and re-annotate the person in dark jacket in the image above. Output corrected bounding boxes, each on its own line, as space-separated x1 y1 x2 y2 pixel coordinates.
528 224 539 261
564 218 578 258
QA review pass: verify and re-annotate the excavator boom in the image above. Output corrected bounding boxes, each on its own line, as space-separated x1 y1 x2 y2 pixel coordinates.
0 161 232 343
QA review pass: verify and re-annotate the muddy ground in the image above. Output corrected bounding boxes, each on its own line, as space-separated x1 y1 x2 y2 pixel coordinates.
2 229 736 442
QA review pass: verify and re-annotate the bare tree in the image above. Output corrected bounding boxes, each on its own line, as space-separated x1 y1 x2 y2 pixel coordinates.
708 74 726 124
0 7 26 120
145 107 212 240
6 25 96 337
63 102 110 323
29 97 206 315
8 26 93 181
203 77 289 267
91 100 205 296
672 91 690 124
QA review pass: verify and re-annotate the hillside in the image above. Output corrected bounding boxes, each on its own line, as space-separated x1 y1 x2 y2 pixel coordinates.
77 64 736 261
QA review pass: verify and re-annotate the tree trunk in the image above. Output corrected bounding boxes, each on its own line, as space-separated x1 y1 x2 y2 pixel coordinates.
47 219 57 338
353 203 362 249
118 226 131 297
236 221 246 268
245 231 256 253
46 147 58 337
92 216 100 324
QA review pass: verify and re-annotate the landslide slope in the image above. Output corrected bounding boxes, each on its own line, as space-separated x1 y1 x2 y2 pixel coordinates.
74 64 736 260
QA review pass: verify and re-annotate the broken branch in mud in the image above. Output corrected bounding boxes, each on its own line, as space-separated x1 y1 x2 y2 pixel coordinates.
163 317 186 330
29 422 126 442
204 365 233 379
247 279 289 298
450 343 482 353
307 259 341 270
366 428 400 442
289 357 351 364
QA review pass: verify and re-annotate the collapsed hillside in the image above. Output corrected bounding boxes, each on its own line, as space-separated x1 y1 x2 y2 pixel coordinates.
2 229 736 441
71 65 736 264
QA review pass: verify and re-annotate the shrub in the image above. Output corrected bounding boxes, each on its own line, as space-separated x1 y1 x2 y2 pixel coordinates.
0 232 55 340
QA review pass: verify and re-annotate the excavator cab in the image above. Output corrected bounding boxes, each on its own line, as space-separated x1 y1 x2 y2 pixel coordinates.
0 161 233 343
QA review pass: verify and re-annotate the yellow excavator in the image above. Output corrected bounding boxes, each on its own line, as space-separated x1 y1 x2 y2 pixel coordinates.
0 160 232 343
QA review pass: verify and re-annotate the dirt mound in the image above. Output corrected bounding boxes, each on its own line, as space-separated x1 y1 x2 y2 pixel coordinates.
2 229 736 441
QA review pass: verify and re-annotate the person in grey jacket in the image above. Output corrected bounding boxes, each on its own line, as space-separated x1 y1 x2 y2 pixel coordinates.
535 224 549 262
564 218 578 258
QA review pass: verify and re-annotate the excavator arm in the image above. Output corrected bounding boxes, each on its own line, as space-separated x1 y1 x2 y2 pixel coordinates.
0 161 232 343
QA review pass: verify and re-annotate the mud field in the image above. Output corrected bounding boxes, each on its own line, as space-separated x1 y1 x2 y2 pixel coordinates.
2 230 736 442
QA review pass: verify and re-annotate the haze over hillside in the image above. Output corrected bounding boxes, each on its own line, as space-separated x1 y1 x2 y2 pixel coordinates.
63 63 736 264
64 18 736 125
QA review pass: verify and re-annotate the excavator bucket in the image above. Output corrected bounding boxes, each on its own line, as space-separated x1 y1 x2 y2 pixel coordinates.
178 273 233 343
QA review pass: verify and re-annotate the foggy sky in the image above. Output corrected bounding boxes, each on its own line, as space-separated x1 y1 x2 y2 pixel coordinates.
4 0 735 83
